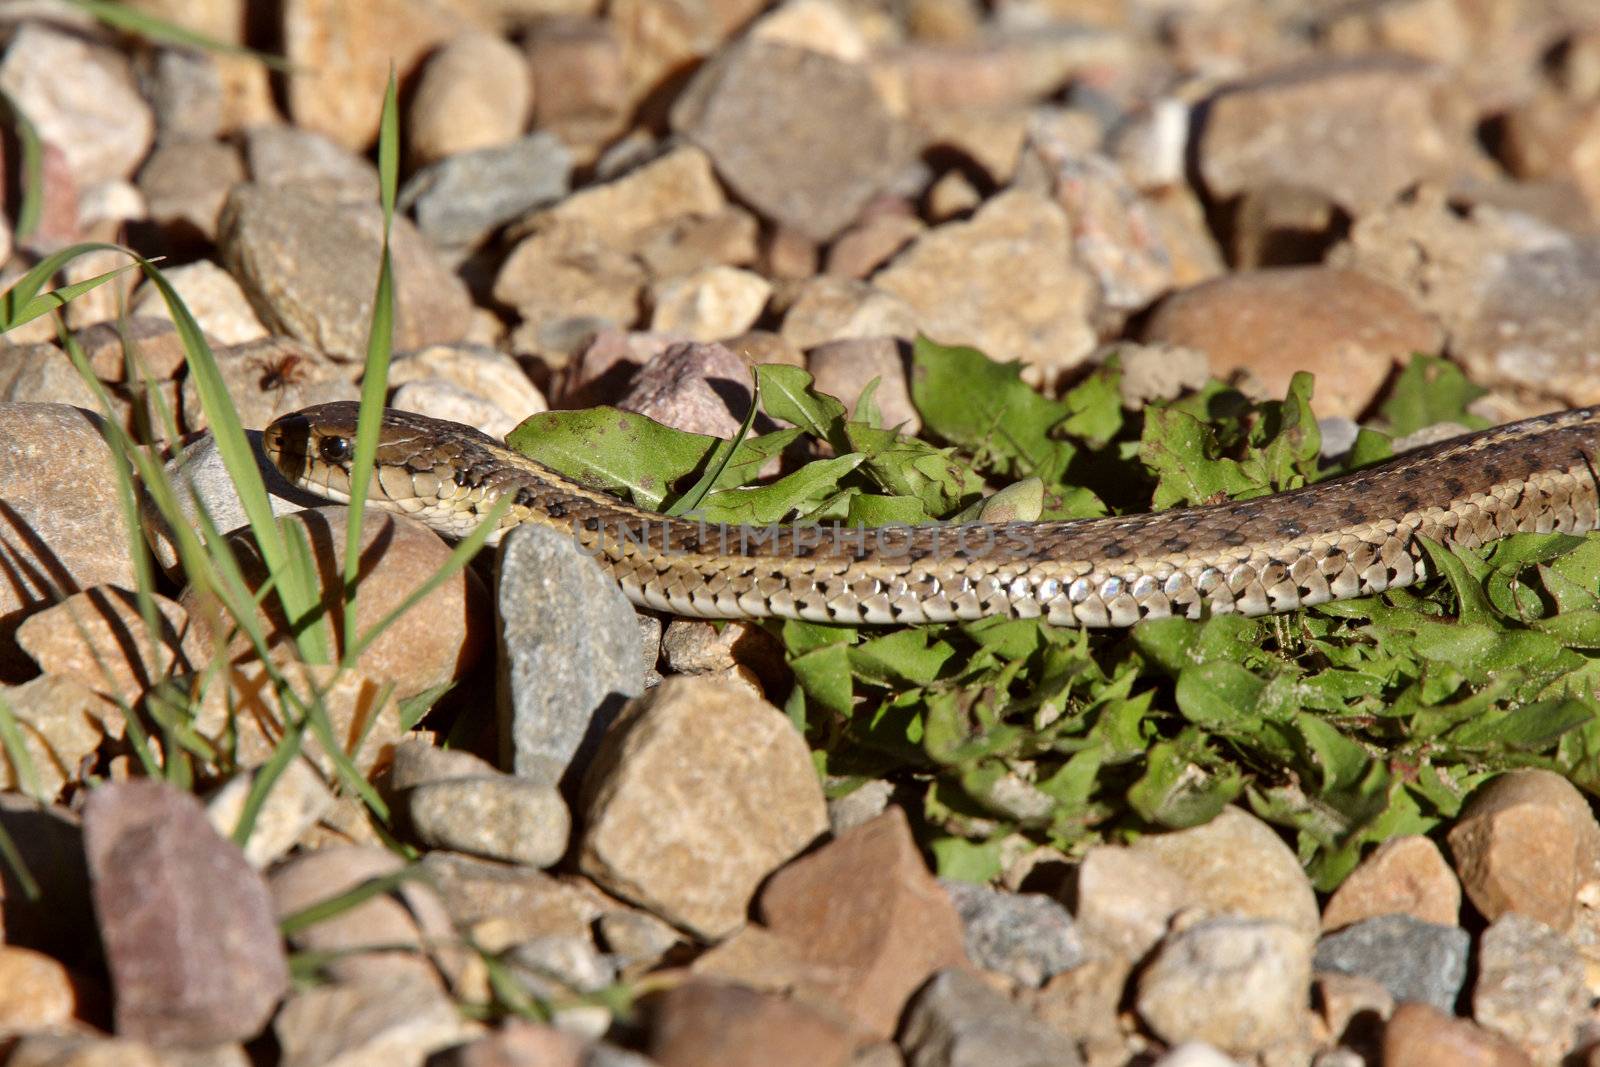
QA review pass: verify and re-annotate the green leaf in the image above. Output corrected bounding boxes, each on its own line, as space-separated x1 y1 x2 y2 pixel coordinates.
929 835 1004 882
697 454 865 524
1128 737 1243 828
1379 355 1489 435
757 363 848 451
507 408 726 509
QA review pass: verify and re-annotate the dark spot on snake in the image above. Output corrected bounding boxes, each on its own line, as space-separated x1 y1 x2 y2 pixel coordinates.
1443 476 1466 497
1340 502 1364 526
1277 519 1304 538
909 547 932 561
584 517 600 532
452 469 470 488
794 544 814 558
546 502 567 519
514 488 536 508
1394 491 1419 512
1482 461 1504 483
680 536 699 552
1162 536 1190 553
1221 529 1247 547
1102 541 1127 559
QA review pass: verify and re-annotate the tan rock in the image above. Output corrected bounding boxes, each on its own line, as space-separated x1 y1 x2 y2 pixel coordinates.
129 260 269 347
1072 843 1190 960
72 318 191 384
649 266 772 342
494 219 649 346
1383 1002 1533 1067
408 30 531 166
826 213 925 279
636 207 761 280
1447 769 1600 932
0 945 77 1032
617 340 754 439
580 677 828 939
274 972 478 1067
137 138 246 242
875 190 1098 386
648 980 860 1067
536 145 725 250
608 0 768 117
807 336 919 434
1322 835 1461 931
16 587 206 706
756 807 969 1037
524 18 629 155
1473 912 1588 1064
1142 266 1442 418
779 276 919 352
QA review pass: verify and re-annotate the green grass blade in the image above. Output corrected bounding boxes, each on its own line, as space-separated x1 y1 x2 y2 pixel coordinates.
65 0 295 71
0 241 137 331
665 376 761 517
0 88 42 240
0 693 43 802
278 865 426 936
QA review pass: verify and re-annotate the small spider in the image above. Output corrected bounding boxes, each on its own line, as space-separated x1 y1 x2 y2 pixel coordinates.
250 352 309 396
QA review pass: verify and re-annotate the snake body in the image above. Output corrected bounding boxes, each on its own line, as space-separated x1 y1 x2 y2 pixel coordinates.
263 402 1600 627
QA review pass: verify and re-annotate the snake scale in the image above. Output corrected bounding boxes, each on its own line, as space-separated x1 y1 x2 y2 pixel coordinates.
263 401 1600 628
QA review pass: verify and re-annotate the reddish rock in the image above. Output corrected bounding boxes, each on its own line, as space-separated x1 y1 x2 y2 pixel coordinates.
756 807 969 1037
1321 834 1462 931
84 779 288 1045
618 341 755 439
649 980 860 1067
1446 769 1600 932
1383 1002 1533 1067
1142 266 1442 418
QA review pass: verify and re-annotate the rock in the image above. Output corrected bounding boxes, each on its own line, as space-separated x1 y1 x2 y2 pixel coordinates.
405 776 571 868
755 807 967 1036
0 404 138 681
0 342 101 410
242 123 380 202
1130 806 1321 941
596 907 686 967
807 337 919 433
901 968 1083 1067
1497 91 1600 217
196 506 489 701
1312 914 1469 1012
874 190 1098 385
558 329 677 406
218 184 473 363
827 779 894 835
495 220 649 352
407 30 531 166
1314 971 1394 1050
137 138 246 241
274 972 476 1067
0 675 121 800
15 586 204 705
282 0 458 150
658 619 782 682
1446 769 1600 932
83 779 288 1045
888 30 1130 112
419 852 605 945
0 945 77 1032
581 676 827 939
607 0 768 128
1112 341 1211 410
429 1022 587 1067
391 379 525 440
1029 955 1136 1063
270 845 461 990
129 260 269 346
143 46 224 143
1142 267 1442 418
1135 916 1313 1056
1147 1045 1243 1067
72 317 191 383
636 207 761 280
1473 913 1588 1064
60 245 142 331
142 423 330 573
523 18 629 154
1321 835 1461 930
779 276 920 352
649 266 772 341
618 340 754 438
389 344 546 423
0 23 154 185
5 1033 228 1067
206 760 335 868
826 212 925 279
648 980 860 1067
504 933 617 999
1197 55 1479 214
748 0 870 59
400 133 572 249
672 40 913 241
942 880 1085 987
497 522 644 787
1382 1002 1533 1067
533 144 726 250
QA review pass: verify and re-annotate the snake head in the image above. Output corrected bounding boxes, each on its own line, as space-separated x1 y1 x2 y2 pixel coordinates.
263 401 364 501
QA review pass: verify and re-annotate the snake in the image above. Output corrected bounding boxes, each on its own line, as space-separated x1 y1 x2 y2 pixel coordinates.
262 401 1600 628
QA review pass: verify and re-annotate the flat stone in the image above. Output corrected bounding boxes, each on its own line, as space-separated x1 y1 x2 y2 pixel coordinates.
1142 267 1442 418
901 968 1083 1067
618 340 754 438
218 184 473 362
16 586 205 705
420 852 606 945
0 342 101 410
532 144 725 250
242 123 380 202
401 133 572 249
581 676 827 939
523 18 628 153
0 404 139 681
779 276 920 352
1382 1002 1533 1067
283 0 458 150
1321 835 1462 930
826 212 925 279
1136 916 1313 1056
144 45 223 143
504 933 617 1000
407 29 531 166
1312 914 1469 1012
389 344 547 425
270 845 462 990
635 207 761 280
1197 55 1479 214
84 779 288 1045
72 317 191 383
0 674 122 800
649 266 772 342
193 506 489 701
672 39 913 241
942 880 1085 987
138 138 246 241
0 23 154 185
874 190 1098 386
756 807 967 1037
406 776 570 868
1473 913 1588 1064
129 260 269 346
1129 806 1320 942
494 220 649 351
497 522 644 787
275 972 476 1067
1447 769 1600 932
649 980 860 1067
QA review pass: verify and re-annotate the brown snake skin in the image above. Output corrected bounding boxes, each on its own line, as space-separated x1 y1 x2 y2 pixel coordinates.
263 401 1600 627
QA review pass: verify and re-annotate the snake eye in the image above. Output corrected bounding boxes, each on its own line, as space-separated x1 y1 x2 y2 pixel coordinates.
317 435 352 464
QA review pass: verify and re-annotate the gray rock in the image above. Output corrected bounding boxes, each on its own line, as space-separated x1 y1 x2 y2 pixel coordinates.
942 881 1085 987
142 47 223 143
901 967 1084 1067
275 972 473 1067
400 132 572 249
1473 912 1588 1064
496 523 644 787
1313 914 1470 1012
504 933 618 999
405 775 571 868
84 779 288 1045
243 124 379 203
